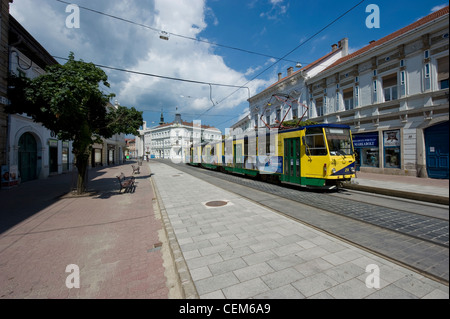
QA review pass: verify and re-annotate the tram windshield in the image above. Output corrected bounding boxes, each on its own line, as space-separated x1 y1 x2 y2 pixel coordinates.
325 127 354 156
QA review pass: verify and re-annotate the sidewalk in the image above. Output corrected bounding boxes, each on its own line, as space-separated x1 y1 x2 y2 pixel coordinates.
345 172 449 205
0 163 176 299
149 161 449 299
0 161 448 299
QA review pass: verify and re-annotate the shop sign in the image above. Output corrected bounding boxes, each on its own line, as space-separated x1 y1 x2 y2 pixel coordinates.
353 133 378 148
48 139 58 147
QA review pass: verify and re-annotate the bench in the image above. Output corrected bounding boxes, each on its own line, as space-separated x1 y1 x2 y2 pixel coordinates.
132 164 140 175
116 173 135 193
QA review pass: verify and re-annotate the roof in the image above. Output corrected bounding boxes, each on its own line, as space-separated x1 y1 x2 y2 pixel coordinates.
155 120 220 131
323 6 449 72
251 47 343 100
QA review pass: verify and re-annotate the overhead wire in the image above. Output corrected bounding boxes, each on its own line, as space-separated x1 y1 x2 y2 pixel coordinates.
55 0 304 65
54 0 366 126
208 0 366 126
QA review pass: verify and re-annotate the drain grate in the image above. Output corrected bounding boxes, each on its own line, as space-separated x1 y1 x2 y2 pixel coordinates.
205 200 228 207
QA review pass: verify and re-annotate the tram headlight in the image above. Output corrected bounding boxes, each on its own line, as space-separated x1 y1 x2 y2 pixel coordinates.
331 168 336 174
351 167 356 173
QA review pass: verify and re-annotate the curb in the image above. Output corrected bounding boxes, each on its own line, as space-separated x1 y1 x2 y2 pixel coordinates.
149 166 199 299
343 183 449 206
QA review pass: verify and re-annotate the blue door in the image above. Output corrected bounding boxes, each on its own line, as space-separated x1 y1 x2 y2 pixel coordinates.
425 122 449 179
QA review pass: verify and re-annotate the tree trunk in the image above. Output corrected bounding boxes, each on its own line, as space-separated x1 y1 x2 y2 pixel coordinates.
75 155 89 195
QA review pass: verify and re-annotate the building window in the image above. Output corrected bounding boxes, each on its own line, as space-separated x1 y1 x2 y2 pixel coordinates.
424 63 431 91
343 88 354 110
315 98 324 117
266 115 270 125
382 74 398 102
437 56 449 90
335 91 340 112
276 109 281 122
400 71 407 97
354 86 359 107
292 108 298 119
373 80 378 103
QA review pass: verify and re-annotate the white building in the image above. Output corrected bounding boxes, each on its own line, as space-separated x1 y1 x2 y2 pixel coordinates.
248 38 349 130
307 6 449 178
90 101 126 168
5 17 74 185
137 111 222 162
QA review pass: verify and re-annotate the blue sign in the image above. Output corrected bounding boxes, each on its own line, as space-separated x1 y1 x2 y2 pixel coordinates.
353 133 378 148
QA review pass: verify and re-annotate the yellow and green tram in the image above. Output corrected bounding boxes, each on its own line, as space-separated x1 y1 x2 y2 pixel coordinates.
187 124 356 190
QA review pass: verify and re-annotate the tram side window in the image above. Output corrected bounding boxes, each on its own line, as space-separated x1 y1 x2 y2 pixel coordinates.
304 127 327 156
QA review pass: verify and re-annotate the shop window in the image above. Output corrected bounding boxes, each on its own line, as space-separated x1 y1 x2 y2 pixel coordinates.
353 132 379 168
437 56 449 90
383 130 401 168
382 74 398 101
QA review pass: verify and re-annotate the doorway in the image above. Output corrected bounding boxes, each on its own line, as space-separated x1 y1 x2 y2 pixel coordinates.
18 133 38 182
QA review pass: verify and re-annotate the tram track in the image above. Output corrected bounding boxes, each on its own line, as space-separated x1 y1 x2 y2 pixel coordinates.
151 159 449 283
163 160 449 248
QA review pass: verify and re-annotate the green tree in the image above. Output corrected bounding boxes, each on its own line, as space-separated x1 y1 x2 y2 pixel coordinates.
7 53 143 194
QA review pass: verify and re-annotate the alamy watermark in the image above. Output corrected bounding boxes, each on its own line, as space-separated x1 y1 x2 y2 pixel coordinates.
65 264 80 289
65 4 80 29
365 264 380 289
366 4 380 29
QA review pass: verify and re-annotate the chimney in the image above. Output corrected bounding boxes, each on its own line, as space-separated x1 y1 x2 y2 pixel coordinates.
287 67 294 76
369 40 376 44
331 44 338 52
278 73 282 81
338 38 349 56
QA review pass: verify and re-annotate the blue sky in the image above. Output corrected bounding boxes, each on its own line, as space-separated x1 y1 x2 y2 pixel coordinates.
10 0 449 133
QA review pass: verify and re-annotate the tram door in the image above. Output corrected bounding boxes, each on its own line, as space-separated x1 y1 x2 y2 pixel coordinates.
234 143 243 169
283 138 301 183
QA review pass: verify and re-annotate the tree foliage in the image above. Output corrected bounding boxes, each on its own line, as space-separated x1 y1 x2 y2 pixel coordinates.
7 53 143 194
281 119 319 129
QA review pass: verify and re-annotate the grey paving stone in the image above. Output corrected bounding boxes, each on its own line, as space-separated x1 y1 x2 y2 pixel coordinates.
208 258 248 276
294 258 335 277
190 266 212 281
186 253 223 270
392 274 437 298
326 278 376 299
243 250 278 266
260 268 305 289
253 284 306 299
364 284 418 299
267 254 304 271
292 273 339 297
324 262 367 284
222 278 270 299
195 272 240 296
219 246 254 261
233 262 274 282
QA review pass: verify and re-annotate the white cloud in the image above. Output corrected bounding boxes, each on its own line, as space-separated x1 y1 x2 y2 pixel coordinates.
10 0 271 130
430 4 447 12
